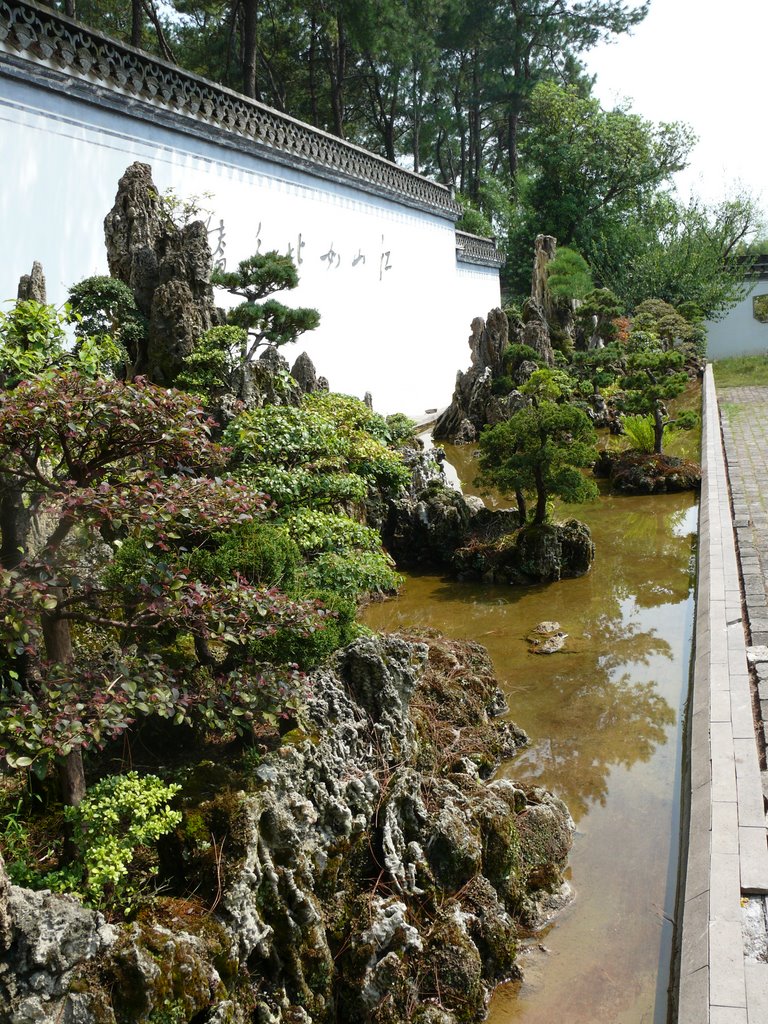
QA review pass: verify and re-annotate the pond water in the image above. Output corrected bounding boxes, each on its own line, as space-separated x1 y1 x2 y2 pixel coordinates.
363 443 697 1024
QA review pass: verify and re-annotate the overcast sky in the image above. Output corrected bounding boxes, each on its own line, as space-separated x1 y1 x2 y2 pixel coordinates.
584 0 768 220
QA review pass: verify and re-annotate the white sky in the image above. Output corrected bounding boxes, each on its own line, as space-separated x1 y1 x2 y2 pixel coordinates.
584 0 768 221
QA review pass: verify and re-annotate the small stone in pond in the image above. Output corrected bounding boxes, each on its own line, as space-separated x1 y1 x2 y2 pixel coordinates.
532 621 560 634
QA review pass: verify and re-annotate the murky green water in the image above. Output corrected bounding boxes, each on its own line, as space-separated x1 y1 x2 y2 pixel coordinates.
363 444 697 1024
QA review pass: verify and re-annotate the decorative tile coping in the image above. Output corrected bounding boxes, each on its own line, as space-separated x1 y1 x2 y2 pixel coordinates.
455 231 506 268
0 0 465 222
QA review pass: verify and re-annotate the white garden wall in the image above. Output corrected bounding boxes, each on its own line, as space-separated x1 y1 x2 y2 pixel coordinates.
706 279 768 360
0 1 503 416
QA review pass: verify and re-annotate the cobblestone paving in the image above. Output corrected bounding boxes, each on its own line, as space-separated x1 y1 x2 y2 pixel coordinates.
721 387 768 746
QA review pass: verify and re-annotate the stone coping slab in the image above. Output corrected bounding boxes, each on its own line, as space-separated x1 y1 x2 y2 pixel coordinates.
677 367 768 1023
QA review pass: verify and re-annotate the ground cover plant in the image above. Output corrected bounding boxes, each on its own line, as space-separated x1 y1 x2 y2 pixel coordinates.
712 353 768 388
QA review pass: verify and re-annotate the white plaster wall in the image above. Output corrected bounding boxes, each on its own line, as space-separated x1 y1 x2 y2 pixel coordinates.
0 77 500 415
706 285 768 360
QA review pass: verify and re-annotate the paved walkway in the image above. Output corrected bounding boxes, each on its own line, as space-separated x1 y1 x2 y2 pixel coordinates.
677 368 768 1023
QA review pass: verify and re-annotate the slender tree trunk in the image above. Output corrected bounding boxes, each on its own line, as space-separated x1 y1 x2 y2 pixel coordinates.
515 489 527 524
653 404 665 455
63 0 76 17
469 51 482 201
329 14 347 138
533 469 548 525
0 481 30 570
308 14 319 125
507 109 519 185
131 0 142 48
42 607 86 807
241 0 258 99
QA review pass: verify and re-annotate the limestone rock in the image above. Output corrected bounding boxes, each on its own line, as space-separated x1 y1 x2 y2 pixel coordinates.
594 450 702 494
0 634 572 1024
0 876 117 1022
433 310 519 443
0 853 12 953
290 351 321 394
530 234 578 350
453 518 595 584
104 162 219 383
530 234 557 313
521 299 555 367
16 261 47 303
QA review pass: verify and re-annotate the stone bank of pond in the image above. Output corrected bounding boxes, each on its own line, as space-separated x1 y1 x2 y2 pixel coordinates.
363 459 697 1024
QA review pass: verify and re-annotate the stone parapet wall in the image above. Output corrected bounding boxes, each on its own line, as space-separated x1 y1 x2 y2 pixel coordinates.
455 231 506 268
0 0 461 220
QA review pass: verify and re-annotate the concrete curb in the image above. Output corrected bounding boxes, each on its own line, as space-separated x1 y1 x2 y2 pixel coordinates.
677 365 768 1023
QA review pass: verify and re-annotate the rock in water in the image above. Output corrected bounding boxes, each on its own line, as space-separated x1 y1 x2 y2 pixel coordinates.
530 632 568 655
531 621 561 635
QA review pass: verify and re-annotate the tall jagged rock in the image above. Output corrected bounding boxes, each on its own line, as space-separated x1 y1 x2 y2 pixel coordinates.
531 233 557 317
290 351 326 394
16 261 47 303
104 162 220 383
521 298 555 367
433 308 524 443
530 233 578 350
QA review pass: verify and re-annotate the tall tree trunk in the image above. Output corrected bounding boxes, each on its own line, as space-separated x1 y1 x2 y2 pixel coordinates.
0 480 30 570
1 481 31 688
507 109 519 185
42 607 86 807
469 50 482 201
241 0 258 98
63 0 76 17
515 489 527 524
131 0 142 48
308 14 319 125
533 468 548 525
411 71 421 175
329 14 347 138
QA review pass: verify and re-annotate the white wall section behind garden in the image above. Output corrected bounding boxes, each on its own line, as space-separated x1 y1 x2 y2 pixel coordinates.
0 0 503 416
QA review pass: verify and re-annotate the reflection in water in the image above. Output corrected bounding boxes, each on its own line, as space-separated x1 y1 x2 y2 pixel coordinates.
363 469 697 1024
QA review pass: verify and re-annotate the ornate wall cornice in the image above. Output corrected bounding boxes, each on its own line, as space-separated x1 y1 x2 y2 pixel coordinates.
0 0 464 221
455 231 506 268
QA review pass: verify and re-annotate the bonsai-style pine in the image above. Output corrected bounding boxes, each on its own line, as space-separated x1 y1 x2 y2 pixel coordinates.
477 401 598 524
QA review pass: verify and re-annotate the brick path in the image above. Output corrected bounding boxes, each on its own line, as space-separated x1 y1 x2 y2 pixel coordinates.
677 370 768 1024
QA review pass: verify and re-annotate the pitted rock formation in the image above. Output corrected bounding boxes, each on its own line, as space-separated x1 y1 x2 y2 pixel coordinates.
433 308 525 443
530 233 577 349
0 634 573 1024
16 261 47 303
104 162 219 383
290 351 326 394
521 298 555 367
531 233 558 315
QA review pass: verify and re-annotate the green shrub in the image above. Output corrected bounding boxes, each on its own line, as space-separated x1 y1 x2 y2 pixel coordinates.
66 772 181 909
300 549 402 600
503 344 540 374
186 522 300 587
249 590 361 669
385 412 418 445
491 374 517 395
284 508 382 556
546 247 593 300
226 394 409 505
